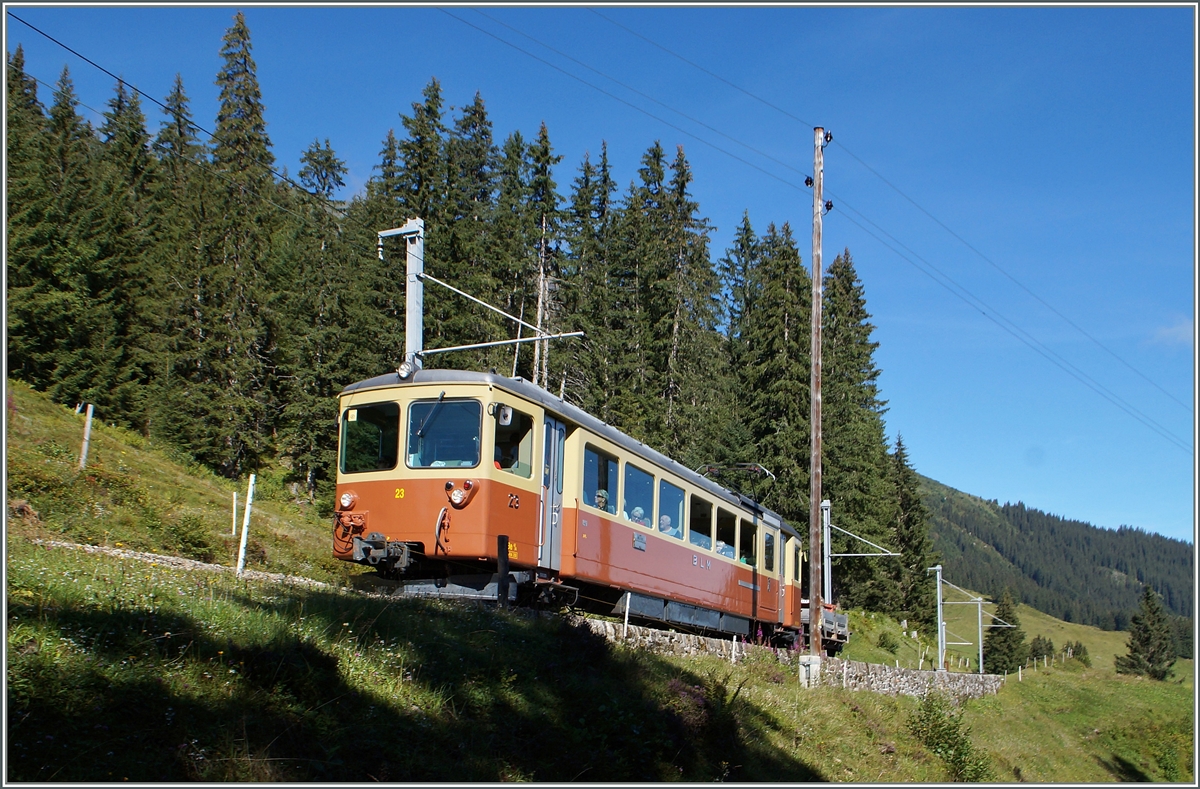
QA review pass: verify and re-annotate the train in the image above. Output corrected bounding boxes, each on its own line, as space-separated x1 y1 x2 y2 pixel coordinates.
332 367 848 653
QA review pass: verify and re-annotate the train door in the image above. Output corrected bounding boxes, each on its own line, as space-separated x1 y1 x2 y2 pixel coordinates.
760 524 782 622
539 417 567 571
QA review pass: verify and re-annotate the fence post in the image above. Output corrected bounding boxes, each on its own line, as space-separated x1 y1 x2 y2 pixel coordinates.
78 404 94 470
622 590 631 639
235 474 256 577
231 492 238 537
497 535 510 608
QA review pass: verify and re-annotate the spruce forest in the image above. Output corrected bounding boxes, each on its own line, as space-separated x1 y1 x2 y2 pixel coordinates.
5 14 1187 638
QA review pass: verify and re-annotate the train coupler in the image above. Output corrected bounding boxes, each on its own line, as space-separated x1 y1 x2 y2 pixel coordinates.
352 532 411 571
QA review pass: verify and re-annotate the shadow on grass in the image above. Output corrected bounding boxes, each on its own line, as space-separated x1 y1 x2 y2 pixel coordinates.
7 586 825 781
1094 753 1153 782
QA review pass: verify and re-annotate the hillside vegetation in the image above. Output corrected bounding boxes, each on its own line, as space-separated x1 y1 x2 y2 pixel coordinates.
6 381 1195 782
9 13 942 633
922 475 1193 635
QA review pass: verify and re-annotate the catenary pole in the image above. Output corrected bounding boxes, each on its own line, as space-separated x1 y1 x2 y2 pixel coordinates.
808 126 825 656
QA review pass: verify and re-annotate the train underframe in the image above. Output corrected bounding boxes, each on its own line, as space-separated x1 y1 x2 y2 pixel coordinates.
345 537 847 655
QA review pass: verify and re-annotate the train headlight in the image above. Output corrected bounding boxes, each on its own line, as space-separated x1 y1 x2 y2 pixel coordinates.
339 492 357 510
397 359 418 380
445 479 477 509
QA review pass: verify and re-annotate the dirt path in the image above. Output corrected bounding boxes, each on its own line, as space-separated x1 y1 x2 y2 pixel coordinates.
28 539 333 590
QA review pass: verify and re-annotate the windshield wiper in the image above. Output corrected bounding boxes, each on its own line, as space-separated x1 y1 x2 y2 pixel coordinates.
416 391 447 438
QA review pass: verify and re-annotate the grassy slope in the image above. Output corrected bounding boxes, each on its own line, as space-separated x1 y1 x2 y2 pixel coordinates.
5 379 368 586
6 381 1195 782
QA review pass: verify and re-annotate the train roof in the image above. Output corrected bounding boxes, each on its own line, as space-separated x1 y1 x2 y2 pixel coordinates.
341 369 800 540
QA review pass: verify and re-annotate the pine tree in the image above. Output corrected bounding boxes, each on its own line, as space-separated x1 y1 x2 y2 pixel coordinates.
739 222 811 522
83 80 163 429
821 249 897 611
188 10 279 477
605 141 669 443
983 589 1027 673
148 74 216 445
365 128 406 226
277 138 380 500
562 143 628 419
707 213 760 474
298 138 346 198
1029 635 1055 660
14 67 104 404
6 46 52 388
889 435 938 628
396 77 447 223
443 92 503 374
528 121 564 390
1115 584 1177 680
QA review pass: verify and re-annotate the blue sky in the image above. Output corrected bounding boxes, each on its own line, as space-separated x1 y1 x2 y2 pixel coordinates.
6 5 1195 543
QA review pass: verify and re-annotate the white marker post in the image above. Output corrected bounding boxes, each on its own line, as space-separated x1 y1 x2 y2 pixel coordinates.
231 492 238 537
78 404 94 470
235 474 256 577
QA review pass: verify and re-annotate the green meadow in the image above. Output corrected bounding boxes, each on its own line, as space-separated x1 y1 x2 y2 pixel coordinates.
6 382 1194 781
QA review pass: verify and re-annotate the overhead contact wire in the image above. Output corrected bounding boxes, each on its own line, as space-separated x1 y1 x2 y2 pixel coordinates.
456 10 1191 455
7 10 347 221
834 209 1191 454
590 8 1188 415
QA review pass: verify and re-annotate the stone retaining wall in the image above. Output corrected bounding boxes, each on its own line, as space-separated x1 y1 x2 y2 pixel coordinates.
814 657 1004 699
572 616 1004 700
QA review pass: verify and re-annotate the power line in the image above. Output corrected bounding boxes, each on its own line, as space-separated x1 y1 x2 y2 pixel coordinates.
832 141 1194 414
13 8 1190 455
589 8 813 129
439 8 805 194
827 192 1191 452
589 7 1191 416
24 71 318 229
834 208 1192 454
455 10 1192 454
7 10 346 223
475 9 814 183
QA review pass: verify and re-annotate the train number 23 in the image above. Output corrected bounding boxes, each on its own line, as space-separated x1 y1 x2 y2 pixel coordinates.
395 488 405 499
507 493 520 509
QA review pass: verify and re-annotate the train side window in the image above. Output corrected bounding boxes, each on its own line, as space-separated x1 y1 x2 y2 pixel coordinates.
623 464 654 527
715 509 736 558
657 480 685 540
738 519 757 566
583 445 618 514
764 531 776 575
340 402 400 473
493 409 534 478
689 497 713 550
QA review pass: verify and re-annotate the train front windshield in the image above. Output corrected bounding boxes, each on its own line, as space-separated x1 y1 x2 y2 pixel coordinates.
406 399 482 468
340 403 400 473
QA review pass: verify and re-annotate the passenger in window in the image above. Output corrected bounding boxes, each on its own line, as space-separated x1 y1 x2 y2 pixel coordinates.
594 489 615 514
659 514 682 539
494 438 518 470
630 506 648 526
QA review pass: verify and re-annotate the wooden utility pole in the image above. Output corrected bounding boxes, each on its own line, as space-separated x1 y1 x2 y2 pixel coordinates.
808 126 826 656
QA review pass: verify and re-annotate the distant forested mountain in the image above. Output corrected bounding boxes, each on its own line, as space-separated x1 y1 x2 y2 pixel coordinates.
921 475 1193 632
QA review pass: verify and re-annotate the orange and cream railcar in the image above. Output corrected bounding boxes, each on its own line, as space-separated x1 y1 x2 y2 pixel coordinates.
333 368 847 651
